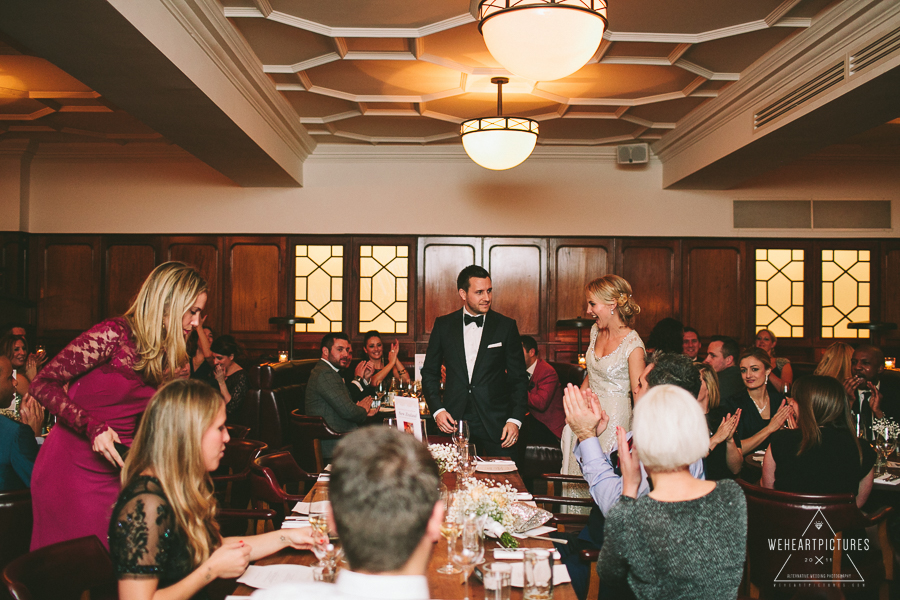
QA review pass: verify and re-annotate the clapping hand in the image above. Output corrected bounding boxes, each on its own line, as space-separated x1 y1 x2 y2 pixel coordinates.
615 426 641 499
562 383 609 443
866 382 884 419
767 399 793 433
710 409 740 447
19 393 45 437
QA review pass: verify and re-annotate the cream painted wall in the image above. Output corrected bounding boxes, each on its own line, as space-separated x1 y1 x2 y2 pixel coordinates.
20 147 900 236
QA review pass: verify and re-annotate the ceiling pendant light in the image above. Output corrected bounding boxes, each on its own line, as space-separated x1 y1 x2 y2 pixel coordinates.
460 77 539 171
478 0 608 82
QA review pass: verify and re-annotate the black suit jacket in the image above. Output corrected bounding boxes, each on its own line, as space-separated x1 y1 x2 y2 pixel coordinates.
421 309 528 441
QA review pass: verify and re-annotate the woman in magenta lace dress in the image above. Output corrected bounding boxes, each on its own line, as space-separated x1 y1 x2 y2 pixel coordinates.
29 262 207 550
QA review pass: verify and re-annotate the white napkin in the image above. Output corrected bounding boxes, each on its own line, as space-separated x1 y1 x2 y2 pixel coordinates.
509 563 571 587
887 461 900 469
875 473 900 485
515 492 533 501
493 548 561 560
292 500 329 515
510 525 556 540
317 473 330 482
475 461 517 473
236 564 314 589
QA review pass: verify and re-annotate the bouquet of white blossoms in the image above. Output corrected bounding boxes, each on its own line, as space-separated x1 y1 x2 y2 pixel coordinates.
872 417 900 438
429 443 460 475
450 479 522 548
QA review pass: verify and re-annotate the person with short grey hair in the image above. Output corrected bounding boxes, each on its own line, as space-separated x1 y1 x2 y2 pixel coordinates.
253 427 443 600
598 385 747 599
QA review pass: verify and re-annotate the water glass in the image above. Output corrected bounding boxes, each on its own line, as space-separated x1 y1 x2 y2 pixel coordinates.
523 549 554 600
483 563 511 600
312 563 335 583
451 516 484 600
453 420 470 448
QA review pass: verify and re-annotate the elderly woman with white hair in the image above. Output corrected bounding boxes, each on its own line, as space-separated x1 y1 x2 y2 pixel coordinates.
597 385 747 599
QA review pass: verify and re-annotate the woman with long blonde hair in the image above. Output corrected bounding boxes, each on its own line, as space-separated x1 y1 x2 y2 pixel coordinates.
110 380 316 600
29 262 208 550
814 341 854 383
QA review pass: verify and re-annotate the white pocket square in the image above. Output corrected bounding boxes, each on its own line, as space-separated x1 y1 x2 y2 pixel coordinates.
487 342 502 348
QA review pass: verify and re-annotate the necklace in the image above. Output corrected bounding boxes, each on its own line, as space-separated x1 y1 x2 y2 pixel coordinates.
751 393 769 414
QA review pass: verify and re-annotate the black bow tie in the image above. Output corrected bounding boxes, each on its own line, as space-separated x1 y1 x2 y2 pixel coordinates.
464 314 484 327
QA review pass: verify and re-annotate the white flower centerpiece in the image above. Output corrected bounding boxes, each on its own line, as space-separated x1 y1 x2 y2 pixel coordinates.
429 443 460 475
873 417 900 439
450 479 523 548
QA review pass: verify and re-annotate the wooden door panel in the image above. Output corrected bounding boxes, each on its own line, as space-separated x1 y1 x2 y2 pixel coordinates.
105 244 157 318
685 245 743 341
485 242 544 336
39 242 96 331
419 239 479 335
883 247 900 343
228 242 282 333
620 243 678 340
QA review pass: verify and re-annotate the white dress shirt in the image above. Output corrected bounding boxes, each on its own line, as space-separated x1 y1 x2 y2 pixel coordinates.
251 570 430 600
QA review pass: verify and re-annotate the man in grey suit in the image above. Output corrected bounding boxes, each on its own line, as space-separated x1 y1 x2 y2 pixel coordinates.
306 332 377 461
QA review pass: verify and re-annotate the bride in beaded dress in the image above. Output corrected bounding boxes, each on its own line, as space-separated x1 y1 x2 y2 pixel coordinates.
562 275 646 504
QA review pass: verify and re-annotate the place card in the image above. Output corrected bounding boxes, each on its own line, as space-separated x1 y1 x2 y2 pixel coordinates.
393 396 424 442
237 564 314 589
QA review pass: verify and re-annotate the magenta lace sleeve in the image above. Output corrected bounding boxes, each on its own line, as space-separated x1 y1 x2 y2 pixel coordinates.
30 319 132 443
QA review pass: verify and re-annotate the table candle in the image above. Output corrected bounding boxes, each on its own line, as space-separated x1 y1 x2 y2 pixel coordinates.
278 351 289 363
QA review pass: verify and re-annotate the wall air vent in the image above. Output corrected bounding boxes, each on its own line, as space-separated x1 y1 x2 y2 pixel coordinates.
753 62 844 130
850 27 900 76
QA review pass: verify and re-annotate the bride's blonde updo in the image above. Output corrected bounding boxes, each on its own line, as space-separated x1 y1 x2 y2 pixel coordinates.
585 274 641 327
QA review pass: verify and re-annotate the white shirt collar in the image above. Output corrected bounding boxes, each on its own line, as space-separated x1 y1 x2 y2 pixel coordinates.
526 360 537 377
336 570 430 600
322 358 340 372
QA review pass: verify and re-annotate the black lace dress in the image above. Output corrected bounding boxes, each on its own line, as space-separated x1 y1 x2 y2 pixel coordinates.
108 475 206 599
223 370 248 420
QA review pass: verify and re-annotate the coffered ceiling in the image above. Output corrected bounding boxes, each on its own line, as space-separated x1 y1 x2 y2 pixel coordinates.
220 0 829 146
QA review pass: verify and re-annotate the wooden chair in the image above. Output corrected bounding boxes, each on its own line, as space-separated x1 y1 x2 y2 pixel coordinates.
250 451 318 529
0 489 32 578
289 411 344 473
211 439 268 510
738 480 894 599
2 535 115 600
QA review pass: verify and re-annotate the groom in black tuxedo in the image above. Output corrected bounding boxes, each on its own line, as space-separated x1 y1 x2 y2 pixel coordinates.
421 265 529 456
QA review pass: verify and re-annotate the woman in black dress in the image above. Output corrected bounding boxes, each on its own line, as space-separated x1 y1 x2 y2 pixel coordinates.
725 347 792 455
210 335 247 420
186 322 216 387
109 379 317 600
762 375 875 507
696 363 742 480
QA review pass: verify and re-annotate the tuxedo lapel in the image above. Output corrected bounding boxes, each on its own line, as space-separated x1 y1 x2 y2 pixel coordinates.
448 309 467 375
472 310 499 380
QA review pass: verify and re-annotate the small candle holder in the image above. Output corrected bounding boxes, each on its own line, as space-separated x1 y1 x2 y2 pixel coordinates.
886 357 897 369
577 353 586 367
278 350 289 363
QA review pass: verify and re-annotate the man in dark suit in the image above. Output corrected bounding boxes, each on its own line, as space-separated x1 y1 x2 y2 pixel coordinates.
0 356 41 491
521 335 565 443
844 344 900 437
306 332 377 461
421 265 528 457
703 335 743 401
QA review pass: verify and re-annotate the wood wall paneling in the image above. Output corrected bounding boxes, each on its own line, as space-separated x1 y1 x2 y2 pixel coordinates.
104 242 158 319
484 238 546 337
550 238 613 344
417 238 481 336
881 244 900 342
619 240 680 341
166 237 222 332
683 242 744 341
38 238 99 332
225 238 285 334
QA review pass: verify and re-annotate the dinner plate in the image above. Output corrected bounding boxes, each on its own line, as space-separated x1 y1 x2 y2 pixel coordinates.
475 461 517 473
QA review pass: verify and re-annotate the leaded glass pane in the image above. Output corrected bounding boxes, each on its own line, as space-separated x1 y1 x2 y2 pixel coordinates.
755 249 804 338
359 245 409 335
821 249 869 338
294 245 343 333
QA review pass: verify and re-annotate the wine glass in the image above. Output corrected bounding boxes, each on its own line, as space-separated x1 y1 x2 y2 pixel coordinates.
450 515 484 600
874 427 896 476
459 443 477 482
308 487 330 566
453 420 470 449
436 488 461 574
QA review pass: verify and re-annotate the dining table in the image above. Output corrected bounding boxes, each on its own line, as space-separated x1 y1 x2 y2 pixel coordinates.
230 465 577 599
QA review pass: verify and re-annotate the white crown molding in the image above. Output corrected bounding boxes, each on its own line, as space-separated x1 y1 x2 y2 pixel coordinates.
675 60 740 81
159 0 316 161
262 54 341 73
306 143 628 162
765 0 804 27
343 51 416 61
299 111 362 124
653 0 900 162
223 9 475 38
604 17 809 44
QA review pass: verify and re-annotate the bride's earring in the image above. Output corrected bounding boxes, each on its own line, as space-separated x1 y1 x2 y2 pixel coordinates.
610 308 615 315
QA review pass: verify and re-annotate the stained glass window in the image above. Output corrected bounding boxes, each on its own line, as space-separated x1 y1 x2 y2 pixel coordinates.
821 250 870 338
295 245 344 333
359 245 408 334
755 249 804 338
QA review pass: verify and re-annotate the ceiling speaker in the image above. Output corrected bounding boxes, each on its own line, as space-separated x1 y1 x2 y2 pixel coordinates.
616 143 649 164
